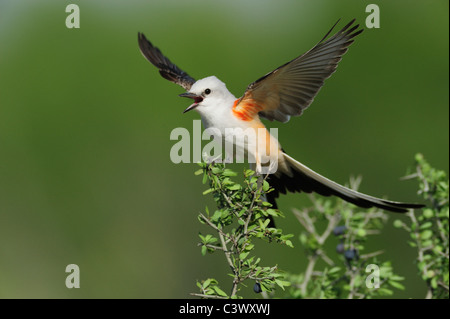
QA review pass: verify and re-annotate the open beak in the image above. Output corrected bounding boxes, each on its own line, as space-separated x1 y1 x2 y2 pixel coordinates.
179 92 203 113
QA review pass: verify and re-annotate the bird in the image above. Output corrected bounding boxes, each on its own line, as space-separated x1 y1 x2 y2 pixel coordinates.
137 19 424 214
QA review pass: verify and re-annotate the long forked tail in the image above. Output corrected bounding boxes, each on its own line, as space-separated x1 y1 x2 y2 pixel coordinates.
267 153 425 213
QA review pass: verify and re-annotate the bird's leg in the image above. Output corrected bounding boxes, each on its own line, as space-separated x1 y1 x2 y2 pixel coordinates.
266 159 278 175
223 153 233 164
255 155 262 176
202 152 223 165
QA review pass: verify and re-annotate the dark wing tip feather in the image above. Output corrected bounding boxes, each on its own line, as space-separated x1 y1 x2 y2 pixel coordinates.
317 18 359 45
318 18 342 43
342 18 357 31
323 19 363 45
138 32 195 90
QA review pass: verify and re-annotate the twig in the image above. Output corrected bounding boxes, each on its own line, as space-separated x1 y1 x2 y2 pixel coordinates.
190 293 228 299
292 208 316 235
318 213 340 245
360 250 385 260
300 254 318 296
198 243 225 251
218 231 239 297
317 249 335 266
199 212 240 297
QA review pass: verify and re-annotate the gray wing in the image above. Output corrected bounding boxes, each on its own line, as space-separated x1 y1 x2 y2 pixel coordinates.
235 19 363 122
138 32 196 91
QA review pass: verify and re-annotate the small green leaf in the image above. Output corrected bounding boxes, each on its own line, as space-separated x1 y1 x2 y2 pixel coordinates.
389 275 405 281
357 229 366 237
388 280 405 290
423 209 434 219
245 169 255 176
245 244 255 251
203 188 214 195
378 288 394 296
419 221 433 229
274 279 291 290
285 240 294 248
223 169 237 177
259 219 266 230
239 252 249 260
212 285 228 297
227 184 241 190
393 219 404 228
328 267 341 274
431 277 438 289
266 209 279 217
420 230 433 240
198 215 206 224
202 278 211 289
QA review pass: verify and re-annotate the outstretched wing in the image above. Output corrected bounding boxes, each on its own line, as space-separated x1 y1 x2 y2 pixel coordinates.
233 19 363 122
138 32 196 91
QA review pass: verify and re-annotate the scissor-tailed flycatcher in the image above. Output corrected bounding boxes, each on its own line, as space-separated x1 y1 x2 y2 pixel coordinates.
138 19 424 213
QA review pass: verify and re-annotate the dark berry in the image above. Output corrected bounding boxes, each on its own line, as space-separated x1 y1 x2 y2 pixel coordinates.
333 225 347 236
344 249 358 261
253 282 262 293
336 243 345 254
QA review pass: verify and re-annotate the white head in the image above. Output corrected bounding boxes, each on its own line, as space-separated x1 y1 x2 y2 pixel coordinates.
179 76 235 115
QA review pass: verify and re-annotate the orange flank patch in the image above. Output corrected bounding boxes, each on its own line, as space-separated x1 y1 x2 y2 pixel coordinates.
232 99 263 121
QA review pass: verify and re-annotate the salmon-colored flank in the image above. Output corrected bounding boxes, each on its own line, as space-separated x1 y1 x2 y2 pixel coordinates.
232 98 263 121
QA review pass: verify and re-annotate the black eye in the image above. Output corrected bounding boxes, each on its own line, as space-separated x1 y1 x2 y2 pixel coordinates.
204 88 211 95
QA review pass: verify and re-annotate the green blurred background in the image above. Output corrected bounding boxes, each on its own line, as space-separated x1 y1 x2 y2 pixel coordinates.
0 0 448 298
